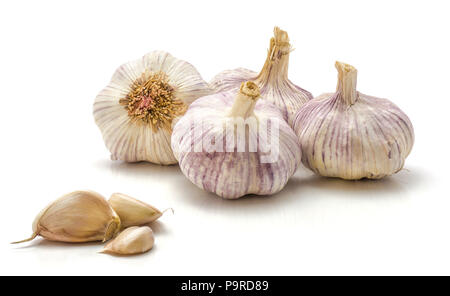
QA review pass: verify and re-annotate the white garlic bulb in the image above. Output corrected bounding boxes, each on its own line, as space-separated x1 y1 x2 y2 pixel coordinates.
93 51 210 165
12 191 121 244
101 226 154 256
210 27 312 125
293 62 414 180
172 81 301 199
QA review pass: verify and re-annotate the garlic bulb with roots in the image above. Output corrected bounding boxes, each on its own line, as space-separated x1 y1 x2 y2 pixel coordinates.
171 81 301 199
93 51 210 165
210 27 312 125
293 62 414 180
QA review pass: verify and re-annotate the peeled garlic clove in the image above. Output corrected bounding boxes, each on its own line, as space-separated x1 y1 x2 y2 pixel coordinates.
12 191 121 244
293 62 414 180
109 193 170 228
101 226 154 255
172 81 302 199
93 51 211 165
210 27 312 125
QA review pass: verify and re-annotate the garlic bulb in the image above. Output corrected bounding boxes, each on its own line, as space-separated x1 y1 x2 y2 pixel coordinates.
109 193 172 228
293 62 414 180
210 27 312 125
12 191 121 244
101 226 154 255
171 81 301 199
93 51 210 165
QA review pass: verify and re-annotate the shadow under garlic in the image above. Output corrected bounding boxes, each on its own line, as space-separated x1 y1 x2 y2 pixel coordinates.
93 158 427 218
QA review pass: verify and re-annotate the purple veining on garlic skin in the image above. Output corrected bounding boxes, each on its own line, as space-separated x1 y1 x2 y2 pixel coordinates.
172 87 301 199
293 62 414 180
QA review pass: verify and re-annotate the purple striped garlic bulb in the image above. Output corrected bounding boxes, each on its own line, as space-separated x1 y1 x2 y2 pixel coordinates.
293 62 414 180
210 27 312 126
171 81 301 199
93 51 210 165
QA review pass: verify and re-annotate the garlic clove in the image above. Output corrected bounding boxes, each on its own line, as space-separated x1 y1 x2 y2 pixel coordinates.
12 191 121 244
108 193 172 228
101 226 154 255
210 27 312 126
292 61 414 180
172 81 302 199
94 51 211 165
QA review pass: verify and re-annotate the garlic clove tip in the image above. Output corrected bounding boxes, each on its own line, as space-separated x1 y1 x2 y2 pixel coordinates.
11 232 39 245
162 208 175 215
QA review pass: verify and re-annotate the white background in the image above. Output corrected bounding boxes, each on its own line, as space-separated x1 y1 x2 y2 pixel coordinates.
1 0 449 276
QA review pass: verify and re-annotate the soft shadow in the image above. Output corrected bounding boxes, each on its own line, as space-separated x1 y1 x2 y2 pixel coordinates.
94 159 180 179
94 157 428 215
143 221 170 236
11 238 101 250
172 165 428 214
11 237 156 259
99 245 158 259
299 166 426 195
171 167 313 214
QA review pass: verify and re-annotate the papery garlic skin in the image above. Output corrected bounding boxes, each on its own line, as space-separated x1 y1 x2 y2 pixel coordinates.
13 191 121 244
293 62 414 180
210 27 312 125
172 81 301 199
94 51 210 165
109 193 164 228
102 226 154 255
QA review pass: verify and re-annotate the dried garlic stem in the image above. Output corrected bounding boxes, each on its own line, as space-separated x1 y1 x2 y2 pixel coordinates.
335 61 358 105
255 27 291 84
228 81 261 118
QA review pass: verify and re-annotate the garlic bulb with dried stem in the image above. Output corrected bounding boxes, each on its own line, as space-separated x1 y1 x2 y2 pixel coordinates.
210 27 312 125
12 191 121 244
293 62 414 180
109 193 173 228
94 51 211 165
172 81 301 199
101 226 154 256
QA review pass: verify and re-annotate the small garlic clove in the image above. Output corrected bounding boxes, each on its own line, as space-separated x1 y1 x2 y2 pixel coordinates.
109 193 171 228
101 226 154 255
12 191 121 244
